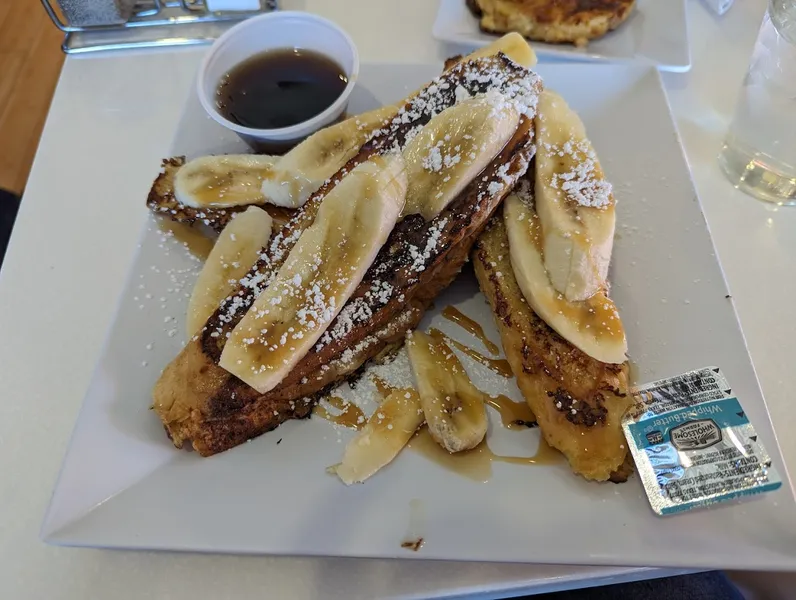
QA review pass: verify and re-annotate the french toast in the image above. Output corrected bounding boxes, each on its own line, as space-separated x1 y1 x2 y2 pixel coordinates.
148 156 241 232
467 0 636 47
153 54 542 456
147 157 295 232
146 106 399 231
472 210 633 481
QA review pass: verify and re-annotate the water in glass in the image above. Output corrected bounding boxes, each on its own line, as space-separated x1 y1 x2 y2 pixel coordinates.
718 0 796 205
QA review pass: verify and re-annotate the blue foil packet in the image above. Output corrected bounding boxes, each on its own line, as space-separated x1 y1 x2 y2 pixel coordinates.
622 367 782 516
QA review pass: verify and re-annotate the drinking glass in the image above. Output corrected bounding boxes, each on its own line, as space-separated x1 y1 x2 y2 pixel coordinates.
718 0 796 205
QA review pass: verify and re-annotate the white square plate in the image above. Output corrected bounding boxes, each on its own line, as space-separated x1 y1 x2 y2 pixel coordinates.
43 63 796 569
433 0 691 72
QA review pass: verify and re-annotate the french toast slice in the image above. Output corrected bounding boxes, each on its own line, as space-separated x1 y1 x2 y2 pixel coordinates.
148 157 295 232
153 54 542 456
472 212 633 481
147 106 398 231
467 0 635 47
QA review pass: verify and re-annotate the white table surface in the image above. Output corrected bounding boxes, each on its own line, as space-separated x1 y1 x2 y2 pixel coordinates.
2 0 795 598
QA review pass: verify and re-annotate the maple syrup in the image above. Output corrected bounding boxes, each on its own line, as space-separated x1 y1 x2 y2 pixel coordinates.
371 375 397 398
442 306 500 355
313 396 365 430
216 49 348 130
262 205 296 228
408 427 560 482
485 394 536 429
428 328 513 378
157 219 214 261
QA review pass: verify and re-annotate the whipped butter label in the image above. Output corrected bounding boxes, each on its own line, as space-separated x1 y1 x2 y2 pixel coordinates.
623 367 781 516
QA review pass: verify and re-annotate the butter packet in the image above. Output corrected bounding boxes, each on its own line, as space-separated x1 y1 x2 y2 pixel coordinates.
623 367 781 516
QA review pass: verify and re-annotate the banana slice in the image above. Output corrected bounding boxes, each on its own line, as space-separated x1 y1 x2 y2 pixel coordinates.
261 104 398 208
535 89 616 301
174 154 278 209
458 32 537 68
402 90 519 220
332 388 424 485
186 206 273 338
219 154 407 393
174 106 396 210
504 194 627 364
406 330 488 453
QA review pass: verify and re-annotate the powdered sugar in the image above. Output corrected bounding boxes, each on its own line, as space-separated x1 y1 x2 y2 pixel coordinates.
545 139 613 208
407 217 449 275
383 54 541 158
422 142 444 173
317 297 373 348
454 85 471 103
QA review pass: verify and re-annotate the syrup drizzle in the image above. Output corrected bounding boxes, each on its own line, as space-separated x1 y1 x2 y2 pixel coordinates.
442 306 500 355
408 427 560 482
313 395 366 430
428 328 513 378
485 394 536 429
372 375 397 398
157 219 214 260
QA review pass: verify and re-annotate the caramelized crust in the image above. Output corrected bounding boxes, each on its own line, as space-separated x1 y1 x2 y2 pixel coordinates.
472 214 633 481
147 157 294 232
467 0 636 47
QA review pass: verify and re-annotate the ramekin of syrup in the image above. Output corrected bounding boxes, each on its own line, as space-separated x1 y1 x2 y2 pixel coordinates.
197 11 359 153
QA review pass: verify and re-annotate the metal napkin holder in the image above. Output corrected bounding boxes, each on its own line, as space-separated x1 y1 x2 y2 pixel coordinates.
41 0 278 54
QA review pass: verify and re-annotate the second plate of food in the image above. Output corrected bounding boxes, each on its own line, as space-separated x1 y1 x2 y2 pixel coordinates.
433 0 691 72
